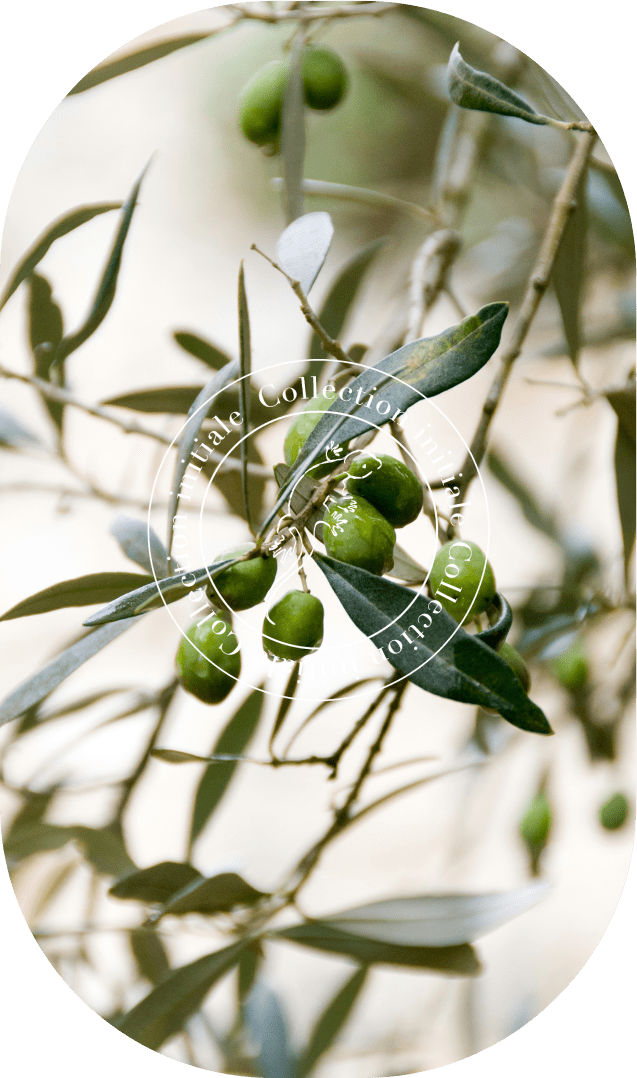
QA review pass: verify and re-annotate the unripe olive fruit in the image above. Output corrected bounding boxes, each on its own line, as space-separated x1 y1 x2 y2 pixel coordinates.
550 638 588 692
239 60 287 147
429 540 496 623
599 792 629 831
345 454 423 528
284 395 343 478
263 590 324 661
497 641 531 693
301 46 348 111
323 494 395 576
176 616 241 704
519 792 551 849
208 543 277 611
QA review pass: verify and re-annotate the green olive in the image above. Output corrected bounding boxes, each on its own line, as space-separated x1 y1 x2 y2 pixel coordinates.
429 540 496 623
550 638 588 692
284 394 345 478
208 543 277 611
239 60 287 147
345 453 423 528
263 590 324 661
176 616 241 704
599 792 629 831
519 792 551 849
323 494 395 575
301 46 348 111
497 641 531 693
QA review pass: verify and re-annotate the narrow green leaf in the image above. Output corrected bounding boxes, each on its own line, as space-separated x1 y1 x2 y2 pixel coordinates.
73 825 136 876
314 554 552 735
238 944 262 1001
297 966 368 1078
474 593 513 652
159 872 267 918
269 663 299 753
309 238 385 361
110 862 202 903
68 33 213 94
0 618 140 726
116 941 248 1050
130 928 171 985
0 202 121 312
0 572 154 621
31 861 78 922
52 165 149 367
487 447 561 543
243 983 293 1078
153 749 214 765
28 273 65 433
190 688 265 848
273 922 480 974
280 37 306 224
614 423 636 575
447 43 549 126
387 543 428 585
0 404 41 449
272 178 434 224
605 379 636 446
3 823 75 863
103 385 206 414
552 169 588 364
322 882 548 947
172 331 231 370
238 262 253 531
110 514 169 578
277 212 334 296
262 303 508 535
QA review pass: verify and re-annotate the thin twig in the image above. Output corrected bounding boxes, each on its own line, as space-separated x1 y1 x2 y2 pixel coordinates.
227 3 397 24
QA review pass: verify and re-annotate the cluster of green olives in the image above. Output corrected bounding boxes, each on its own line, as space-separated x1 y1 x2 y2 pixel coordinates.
239 45 348 150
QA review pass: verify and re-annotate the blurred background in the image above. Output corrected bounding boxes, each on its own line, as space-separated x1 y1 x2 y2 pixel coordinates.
0 4 634 1076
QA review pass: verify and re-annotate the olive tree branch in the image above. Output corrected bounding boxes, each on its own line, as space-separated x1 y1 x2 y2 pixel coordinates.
453 128 597 506
227 3 398 24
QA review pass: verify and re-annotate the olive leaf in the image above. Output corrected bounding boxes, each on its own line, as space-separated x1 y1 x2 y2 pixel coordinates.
28 272 65 433
51 164 149 368
68 33 214 94
238 261 253 530
614 423 636 576
110 514 170 578
296 966 368 1078
314 554 552 735
487 447 561 543
272 922 480 974
277 212 334 295
319 881 548 947
0 404 41 449
190 687 266 850
129 928 171 986
0 618 141 726
103 385 206 414
153 872 267 920
0 572 154 621
243 982 294 1078
447 44 549 126
172 330 232 370
551 169 588 365
261 302 508 534
0 202 121 312
279 37 307 225
110 862 202 904
115 940 248 1050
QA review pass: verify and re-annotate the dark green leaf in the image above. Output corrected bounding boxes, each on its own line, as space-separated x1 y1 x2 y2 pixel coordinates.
0 404 41 449
190 688 265 848
277 212 333 295
116 941 247 1050
160 872 267 918
238 944 262 1001
447 44 549 125
0 203 121 312
3 823 75 863
314 554 552 735
321 882 548 946
263 303 508 534
238 262 253 530
273 922 480 974
4 790 57 838
172 331 231 370
297 966 368 1078
0 618 141 726
605 379 636 446
68 34 214 94
474 593 513 652
614 423 636 575
110 514 169 577
28 272 65 433
269 663 300 753
243 983 293 1078
52 165 148 367
130 928 171 985
73 825 136 876
280 37 306 225
551 169 587 364
487 447 561 542
110 862 202 903
309 238 384 363
103 385 206 414
0 572 154 621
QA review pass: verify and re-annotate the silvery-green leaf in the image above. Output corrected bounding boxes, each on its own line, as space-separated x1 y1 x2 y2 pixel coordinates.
0 404 41 449
322 881 548 946
277 212 334 295
110 514 169 577
0 202 121 312
0 619 140 726
447 44 548 126
314 554 552 736
243 983 293 1078
68 33 214 94
272 922 479 974
115 941 248 1049
0 572 154 621
262 303 507 534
